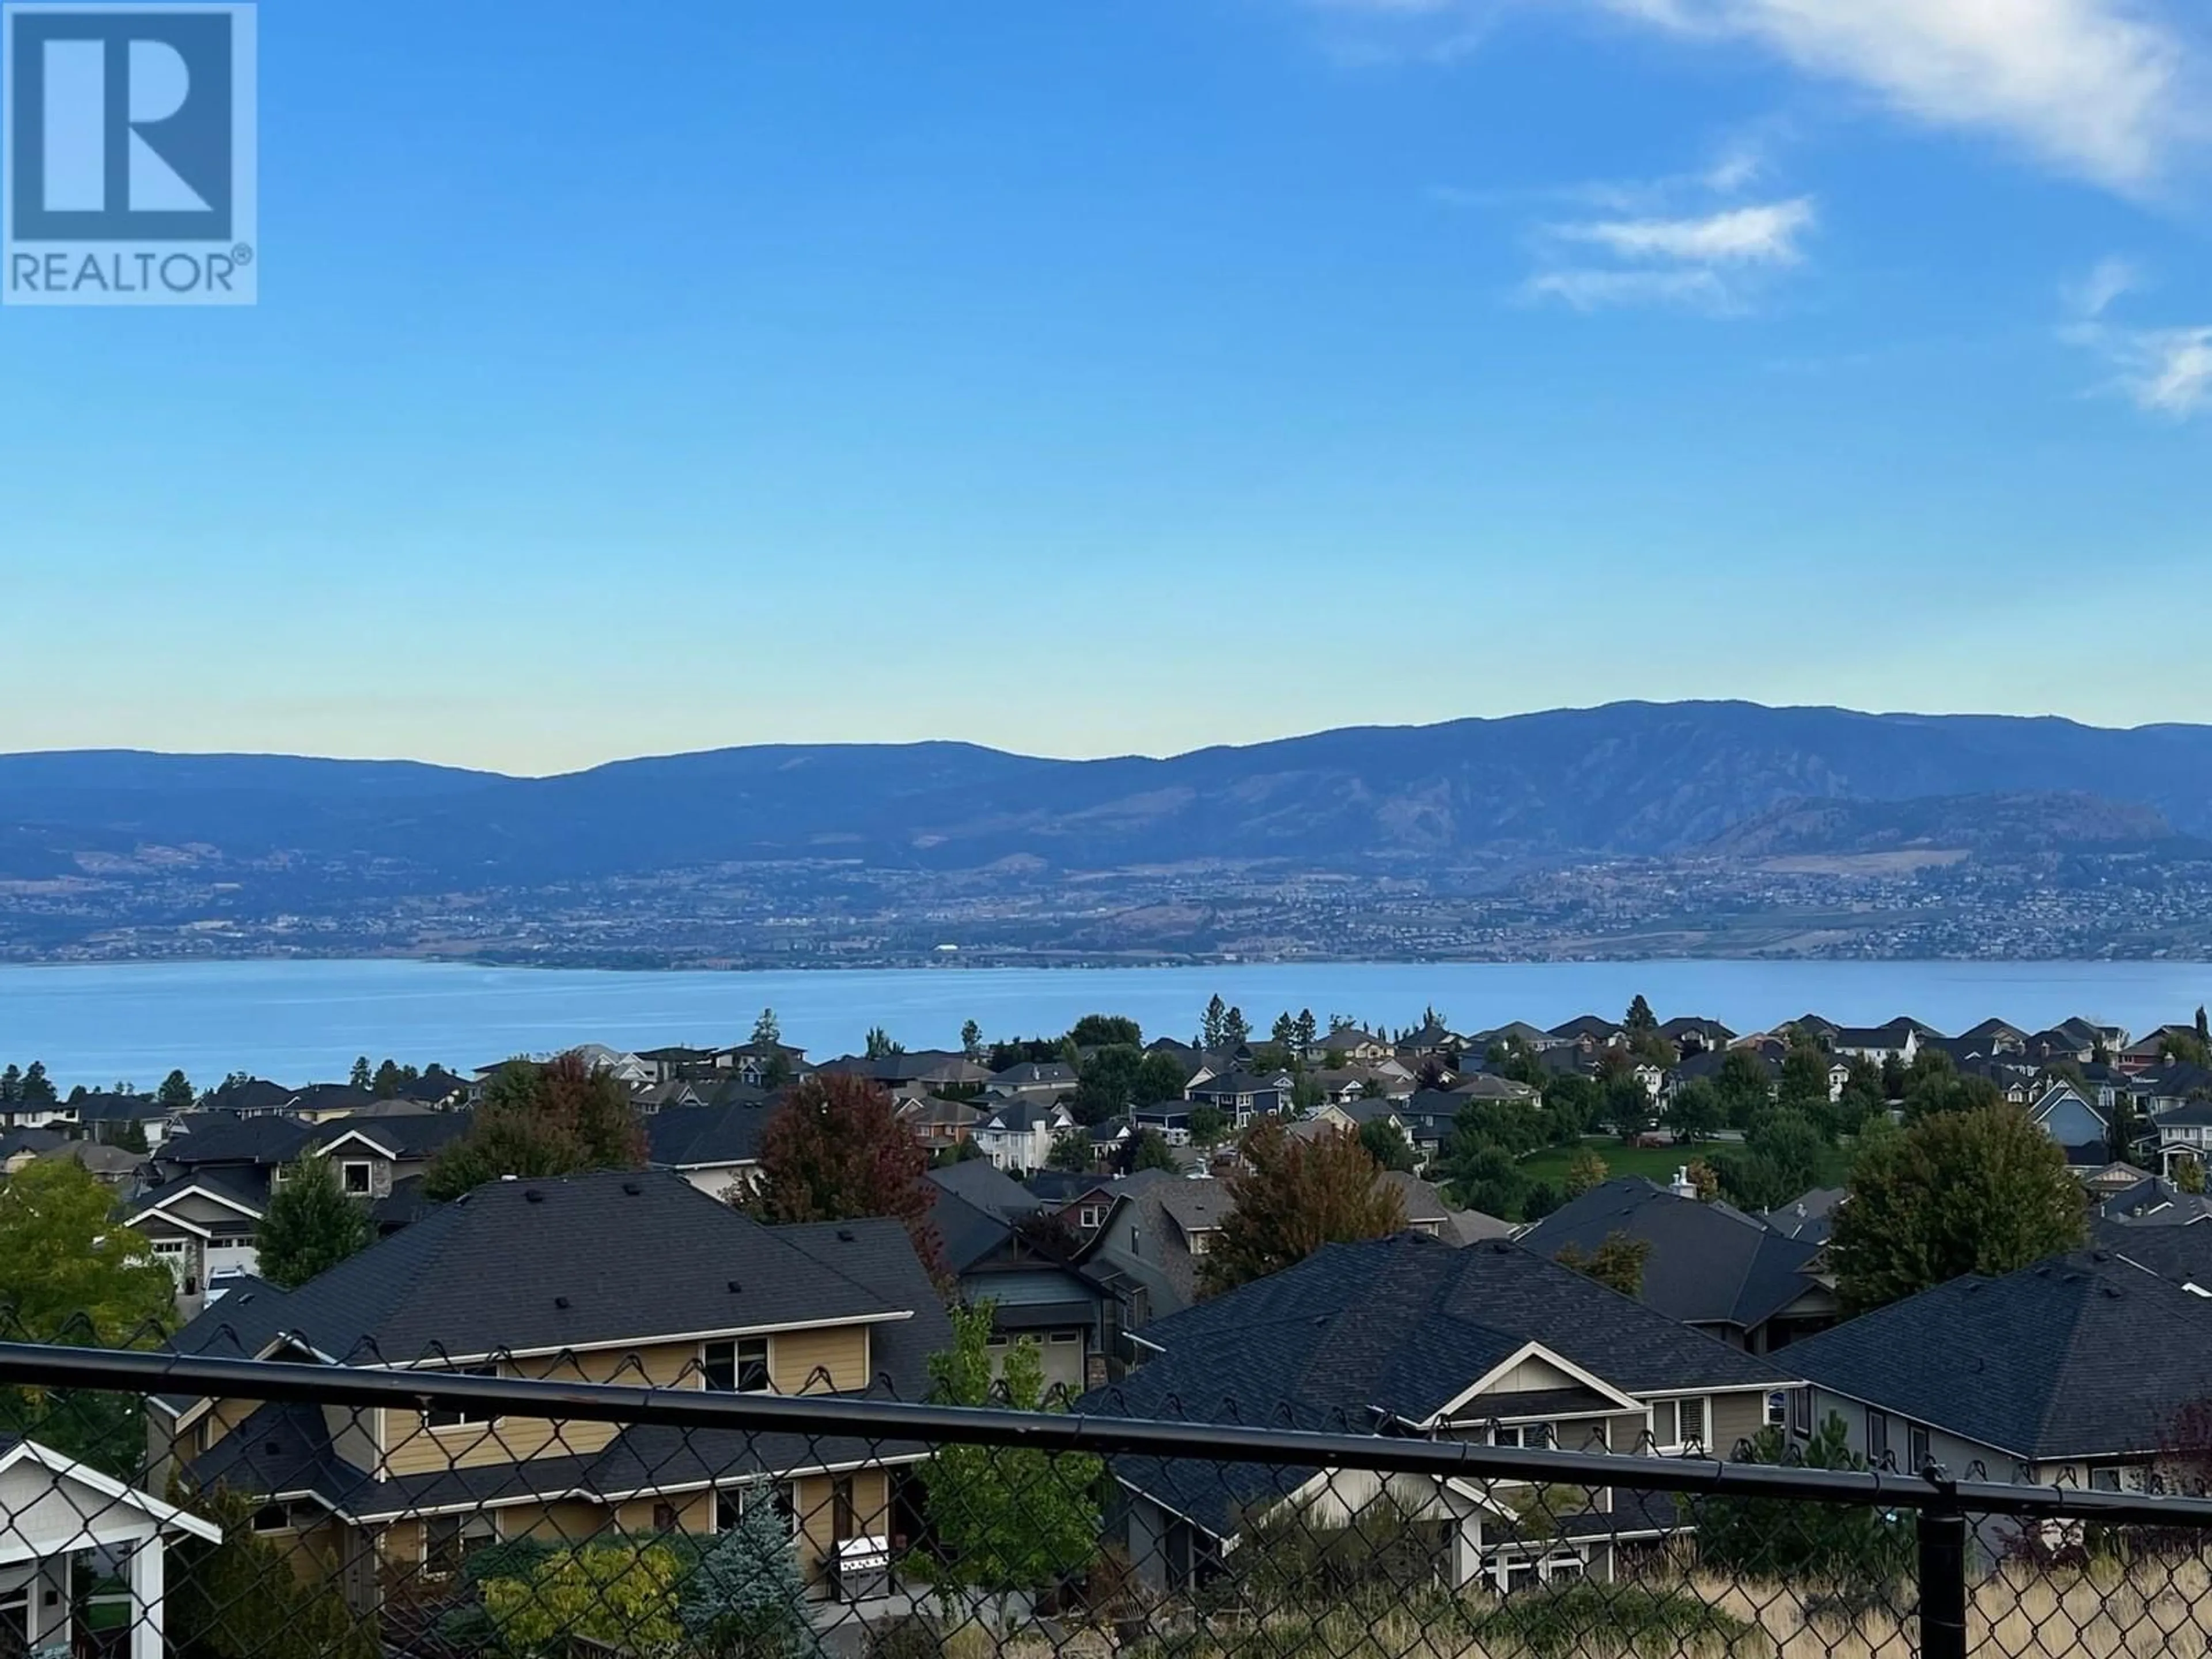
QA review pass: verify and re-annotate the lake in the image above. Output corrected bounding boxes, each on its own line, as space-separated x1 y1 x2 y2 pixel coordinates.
4 959 2212 1090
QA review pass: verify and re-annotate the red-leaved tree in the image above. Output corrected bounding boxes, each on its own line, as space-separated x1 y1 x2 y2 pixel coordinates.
740 1074 944 1279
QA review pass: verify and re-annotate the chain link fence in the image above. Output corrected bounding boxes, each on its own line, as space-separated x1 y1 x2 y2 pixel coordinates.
6 1335 2212 1659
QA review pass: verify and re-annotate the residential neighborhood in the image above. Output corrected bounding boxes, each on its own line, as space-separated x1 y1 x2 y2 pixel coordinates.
12 994 2212 1654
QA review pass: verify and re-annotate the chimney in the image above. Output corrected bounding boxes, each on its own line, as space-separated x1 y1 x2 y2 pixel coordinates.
1670 1166 1696 1200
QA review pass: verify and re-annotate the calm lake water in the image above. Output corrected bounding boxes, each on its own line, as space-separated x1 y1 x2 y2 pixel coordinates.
4 959 2212 1091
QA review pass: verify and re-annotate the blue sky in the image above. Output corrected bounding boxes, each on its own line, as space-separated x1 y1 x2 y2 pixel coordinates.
3 0 2210 774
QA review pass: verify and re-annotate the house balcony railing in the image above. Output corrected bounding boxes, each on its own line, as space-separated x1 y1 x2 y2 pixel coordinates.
6 1337 2212 1659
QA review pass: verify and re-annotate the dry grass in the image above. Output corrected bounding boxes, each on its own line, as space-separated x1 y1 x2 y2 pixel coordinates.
1105 1552 2212 1659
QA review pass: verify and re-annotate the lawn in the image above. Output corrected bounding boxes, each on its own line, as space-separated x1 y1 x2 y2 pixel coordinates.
1517 1136 1713 1187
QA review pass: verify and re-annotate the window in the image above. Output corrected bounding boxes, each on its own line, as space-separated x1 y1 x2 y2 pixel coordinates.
652 1502 679 1532
1909 1424 1931 1476
423 1513 497 1577
252 1503 290 1534
1866 1409 1890 1465
1790 1388 1813 1438
1493 1423 1554 1449
1048 1331 1081 1346
1077 1206 1103 1229
423 1364 499 1429
2091 1467 2122 1493
1649 1400 1676 1448
341 1160 373 1195
1677 1397 1706 1450
1767 1391 1787 1428
702 1336 772 1393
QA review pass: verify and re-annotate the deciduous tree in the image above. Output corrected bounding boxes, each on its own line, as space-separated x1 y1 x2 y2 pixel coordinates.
1067 1014 1141 1049
741 1074 942 1277
1563 1145 1609 1196
1830 1104 2085 1315
259 1153 374 1289
1202 1119 1405 1295
923 1304 1101 1615
1554 1229 1650 1297
1047 1128 1094 1173
0 1158 173 1344
1357 1118 1416 1172
422 1051 647 1200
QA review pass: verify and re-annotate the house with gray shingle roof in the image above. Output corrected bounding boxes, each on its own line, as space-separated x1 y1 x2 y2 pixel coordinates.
1085 1233 1800 1596
154 1171 949 1601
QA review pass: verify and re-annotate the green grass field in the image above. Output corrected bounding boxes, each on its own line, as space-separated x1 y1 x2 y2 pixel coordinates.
1517 1137 1708 1186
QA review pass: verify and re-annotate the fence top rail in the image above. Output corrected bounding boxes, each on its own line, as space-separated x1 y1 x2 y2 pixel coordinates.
5 1338 2210 1529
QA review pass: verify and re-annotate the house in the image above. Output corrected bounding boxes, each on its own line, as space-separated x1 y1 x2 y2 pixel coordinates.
1546 1015 1626 1052
1782 1250 2212 1494
985 1062 1078 1101
1469 1021 1563 1055
70 1092 187 1150
35 1139 149 1189
896 1094 983 1154
282 1084 380 1124
2094 1176 2212 1229
310 1111 476 1230
1329 1090 1460 1171
927 1161 1115 1395
970 1100 1076 1174
1517 1179 1839 1354
1827 1023 1919 1065
1399 1020 1460 1058
1957 1018 2028 1055
1381 1172 1514 1245
815 1051 990 1093
1304 1025 1392 1065
1183 1070 1293 1128
2023 1082 2112 1171
2120 1027 2200 1074
152 1171 951 1600
1033 1167 1177 1235
127 1115 324 1312
713 1041 810 1088
1 1434 222 1659
1447 1072 1543 1108
0 1127 69 1173
200 1077 299 1118
645 1100 782 1197
1658 1017 1736 1056
1088 1233 1802 1596
1074 1180 1236 1331
1762 1187 1847 1246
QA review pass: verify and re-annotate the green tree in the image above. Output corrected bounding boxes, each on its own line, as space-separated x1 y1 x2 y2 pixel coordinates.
1222 1005 1252 1048
1294 1009 1319 1051
1696 1418 1913 1590
156 1069 196 1113
1604 1073 1654 1135
423 1052 646 1199
1713 1050 1774 1127
1127 1130 1181 1175
1357 1118 1416 1172
348 1055 372 1092
1830 1104 2086 1315
863 1025 902 1060
1073 1045 1145 1126
923 1304 1103 1615
1130 1051 1189 1108
257 1154 374 1289
0 1158 173 1344
679 1499 816 1658
1047 1127 1094 1173
1778 1046 1833 1116
1554 1229 1651 1297
1202 1119 1406 1295
1664 1079 1722 1144
484 1544 682 1657
1563 1145 1609 1196
18 1060 55 1107
740 1074 943 1277
1189 1103 1233 1147
1712 1108 1836 1212
1900 1051 2004 1122
960 1019 984 1059
1271 1012 1298 1051
2179 1158 2206 1195
166 1484 381 1659
1199 995 1230 1050
752 1007 782 1047
1625 994 1659 1034
0 1063 16 1101
370 1059 406 1099
1067 1014 1141 1049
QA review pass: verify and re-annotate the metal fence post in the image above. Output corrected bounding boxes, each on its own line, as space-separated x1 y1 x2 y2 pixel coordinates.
1917 1501 1968 1659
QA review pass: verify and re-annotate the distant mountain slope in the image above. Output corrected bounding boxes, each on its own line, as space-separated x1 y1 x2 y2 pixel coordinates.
5 702 2212 881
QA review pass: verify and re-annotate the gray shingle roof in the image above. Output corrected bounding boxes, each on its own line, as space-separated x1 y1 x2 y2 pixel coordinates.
164 1114 321 1167
168 1170 910 1367
1518 1179 1825 1332
645 1101 780 1169
1783 1250 2212 1463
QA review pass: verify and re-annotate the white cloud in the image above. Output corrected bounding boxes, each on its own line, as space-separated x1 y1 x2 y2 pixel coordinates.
1319 0 2207 192
2059 260 2211 419
1522 266 1738 312
1550 196 1815 264
2063 255 2141 320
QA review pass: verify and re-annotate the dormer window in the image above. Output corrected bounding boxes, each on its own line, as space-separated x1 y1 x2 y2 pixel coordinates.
342 1160 373 1196
703 1336 771 1393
